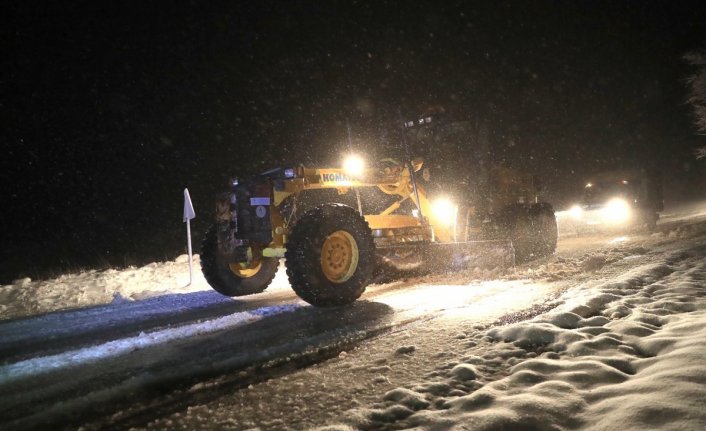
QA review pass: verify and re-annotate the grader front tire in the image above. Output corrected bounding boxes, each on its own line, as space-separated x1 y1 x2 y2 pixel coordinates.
285 204 375 307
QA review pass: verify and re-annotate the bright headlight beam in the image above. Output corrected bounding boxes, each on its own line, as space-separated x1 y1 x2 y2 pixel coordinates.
603 198 631 223
343 154 365 177
432 198 457 226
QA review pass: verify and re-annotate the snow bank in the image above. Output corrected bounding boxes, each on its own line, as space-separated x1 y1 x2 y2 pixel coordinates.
321 242 706 430
0 255 210 320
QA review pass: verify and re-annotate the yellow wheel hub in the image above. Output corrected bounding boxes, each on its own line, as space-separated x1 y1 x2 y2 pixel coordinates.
229 261 262 278
320 230 359 283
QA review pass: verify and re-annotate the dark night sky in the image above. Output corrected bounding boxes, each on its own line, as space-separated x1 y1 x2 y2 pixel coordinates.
2 0 706 282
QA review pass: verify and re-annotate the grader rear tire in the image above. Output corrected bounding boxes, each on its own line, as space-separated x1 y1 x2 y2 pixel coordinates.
532 204 558 257
285 204 375 307
201 224 279 296
505 204 557 263
508 208 535 263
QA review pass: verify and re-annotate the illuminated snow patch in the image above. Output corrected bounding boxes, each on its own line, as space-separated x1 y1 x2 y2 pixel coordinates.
0 304 299 383
373 279 550 321
266 265 293 292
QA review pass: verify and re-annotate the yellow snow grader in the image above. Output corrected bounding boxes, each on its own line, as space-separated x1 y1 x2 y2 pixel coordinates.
201 154 557 307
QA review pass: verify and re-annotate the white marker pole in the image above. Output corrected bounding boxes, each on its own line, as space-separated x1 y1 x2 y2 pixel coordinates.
183 188 196 285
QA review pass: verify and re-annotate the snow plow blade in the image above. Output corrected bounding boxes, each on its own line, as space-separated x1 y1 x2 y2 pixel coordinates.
419 240 515 272
375 240 515 276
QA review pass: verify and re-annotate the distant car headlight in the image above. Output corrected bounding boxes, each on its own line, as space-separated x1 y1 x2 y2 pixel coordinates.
603 198 631 223
568 204 583 220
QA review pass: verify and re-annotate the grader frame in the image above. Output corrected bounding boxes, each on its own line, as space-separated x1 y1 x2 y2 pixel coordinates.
202 156 556 307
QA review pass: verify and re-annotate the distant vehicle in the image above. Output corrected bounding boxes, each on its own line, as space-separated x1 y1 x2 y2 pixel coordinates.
567 169 663 231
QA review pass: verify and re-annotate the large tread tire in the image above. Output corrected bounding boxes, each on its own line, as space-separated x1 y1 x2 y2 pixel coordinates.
638 210 659 232
201 224 279 297
504 203 557 263
508 207 535 264
647 212 659 232
285 204 375 307
532 203 558 257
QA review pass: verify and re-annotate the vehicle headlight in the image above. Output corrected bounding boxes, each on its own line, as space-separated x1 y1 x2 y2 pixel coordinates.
603 198 631 223
432 198 457 226
568 204 583 220
343 154 365 177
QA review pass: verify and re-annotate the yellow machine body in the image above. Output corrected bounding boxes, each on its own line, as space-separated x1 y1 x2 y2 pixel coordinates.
266 158 459 254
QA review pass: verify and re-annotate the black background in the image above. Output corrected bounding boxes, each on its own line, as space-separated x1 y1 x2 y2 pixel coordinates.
3 0 706 283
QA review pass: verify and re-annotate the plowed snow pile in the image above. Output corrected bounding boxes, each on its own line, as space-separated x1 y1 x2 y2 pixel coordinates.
319 240 706 430
0 255 211 320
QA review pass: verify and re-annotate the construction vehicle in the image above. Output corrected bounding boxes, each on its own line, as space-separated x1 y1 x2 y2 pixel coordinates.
201 150 558 307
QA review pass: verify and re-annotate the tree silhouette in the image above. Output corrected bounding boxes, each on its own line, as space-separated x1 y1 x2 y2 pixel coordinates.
685 51 706 158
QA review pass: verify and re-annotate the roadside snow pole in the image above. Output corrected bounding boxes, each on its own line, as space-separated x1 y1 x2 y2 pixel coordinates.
183 188 196 285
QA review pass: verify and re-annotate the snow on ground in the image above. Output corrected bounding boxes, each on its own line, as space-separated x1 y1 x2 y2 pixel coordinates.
0 256 299 322
2 204 706 430
315 228 706 430
1 308 266 383
2 199 703 323
0 255 208 320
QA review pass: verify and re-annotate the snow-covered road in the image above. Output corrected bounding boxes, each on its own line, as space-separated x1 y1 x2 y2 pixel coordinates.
1 204 705 430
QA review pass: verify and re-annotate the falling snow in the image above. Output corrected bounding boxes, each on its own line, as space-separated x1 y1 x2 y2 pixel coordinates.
1 203 705 430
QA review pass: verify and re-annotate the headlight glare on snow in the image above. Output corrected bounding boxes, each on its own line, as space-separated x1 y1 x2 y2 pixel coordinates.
569 204 583 220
